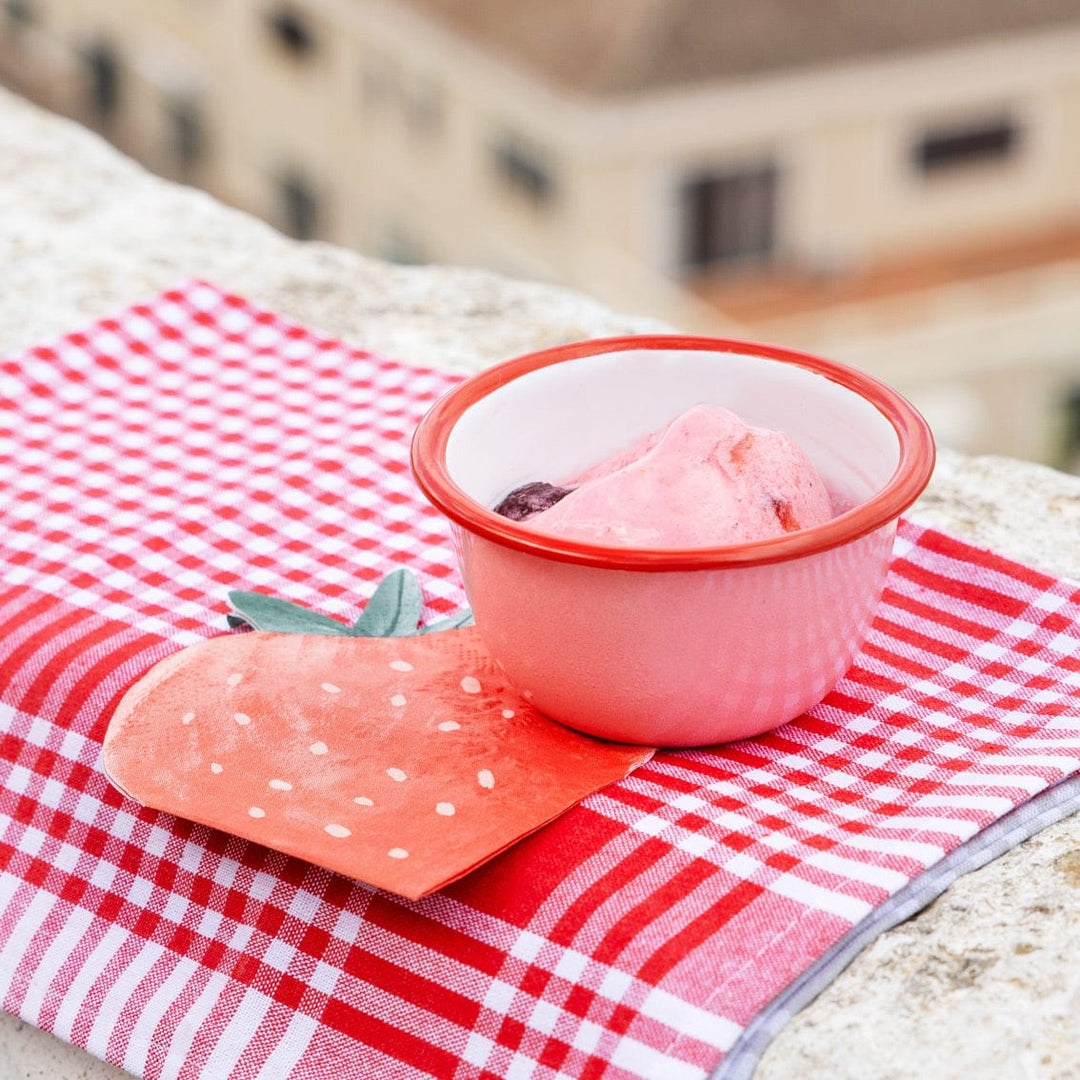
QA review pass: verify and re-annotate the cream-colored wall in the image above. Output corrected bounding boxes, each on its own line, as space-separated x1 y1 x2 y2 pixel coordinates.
233 6 356 237
564 25 1080 276
14 2 1080 276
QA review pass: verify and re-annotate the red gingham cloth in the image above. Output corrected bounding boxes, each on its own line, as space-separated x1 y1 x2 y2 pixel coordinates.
1 281 1079 1080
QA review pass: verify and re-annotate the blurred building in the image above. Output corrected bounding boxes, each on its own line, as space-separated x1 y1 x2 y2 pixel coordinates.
3 0 1080 465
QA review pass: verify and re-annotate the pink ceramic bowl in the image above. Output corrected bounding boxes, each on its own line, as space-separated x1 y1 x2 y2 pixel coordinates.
411 336 934 746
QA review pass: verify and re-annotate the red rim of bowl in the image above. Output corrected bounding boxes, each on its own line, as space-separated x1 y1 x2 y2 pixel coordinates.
410 335 936 571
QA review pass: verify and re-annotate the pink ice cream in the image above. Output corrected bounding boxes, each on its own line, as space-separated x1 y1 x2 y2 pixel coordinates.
500 404 833 547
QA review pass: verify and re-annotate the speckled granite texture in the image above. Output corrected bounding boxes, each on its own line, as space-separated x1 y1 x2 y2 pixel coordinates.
1 86 1080 1080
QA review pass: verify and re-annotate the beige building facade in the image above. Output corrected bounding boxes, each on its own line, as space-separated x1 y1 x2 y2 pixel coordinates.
3 1 1080 464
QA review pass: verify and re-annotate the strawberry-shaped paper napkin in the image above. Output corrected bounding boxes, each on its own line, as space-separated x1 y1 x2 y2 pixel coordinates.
102 570 652 899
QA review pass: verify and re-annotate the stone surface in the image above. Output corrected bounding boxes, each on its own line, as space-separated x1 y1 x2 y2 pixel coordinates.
1 85 1080 1079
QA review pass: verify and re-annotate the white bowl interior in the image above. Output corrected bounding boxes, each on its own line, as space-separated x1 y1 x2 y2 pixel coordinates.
446 348 900 514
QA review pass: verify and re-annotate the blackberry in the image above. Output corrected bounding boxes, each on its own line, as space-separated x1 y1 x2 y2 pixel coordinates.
493 481 574 521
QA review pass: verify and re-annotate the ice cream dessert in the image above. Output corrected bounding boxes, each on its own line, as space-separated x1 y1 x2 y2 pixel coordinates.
493 404 833 547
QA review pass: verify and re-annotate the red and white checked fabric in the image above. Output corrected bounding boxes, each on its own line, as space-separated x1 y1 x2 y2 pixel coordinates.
1 281 1079 1080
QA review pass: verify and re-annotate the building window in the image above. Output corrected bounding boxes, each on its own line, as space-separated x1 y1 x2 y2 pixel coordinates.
265 5 316 58
406 81 443 138
377 224 426 266
913 117 1019 175
679 162 778 271
3 0 35 36
166 99 204 175
277 173 319 239
361 57 395 111
492 137 555 206
1061 385 1080 474
82 42 121 121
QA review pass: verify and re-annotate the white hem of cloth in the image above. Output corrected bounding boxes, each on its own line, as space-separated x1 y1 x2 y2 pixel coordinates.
712 772 1080 1080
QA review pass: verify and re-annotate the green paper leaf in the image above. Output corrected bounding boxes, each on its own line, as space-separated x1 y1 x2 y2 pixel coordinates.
226 569 473 638
351 568 423 637
227 591 353 636
418 610 476 634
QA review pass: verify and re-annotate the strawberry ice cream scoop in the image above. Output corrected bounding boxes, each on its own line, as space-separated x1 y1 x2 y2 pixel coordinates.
516 404 834 547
